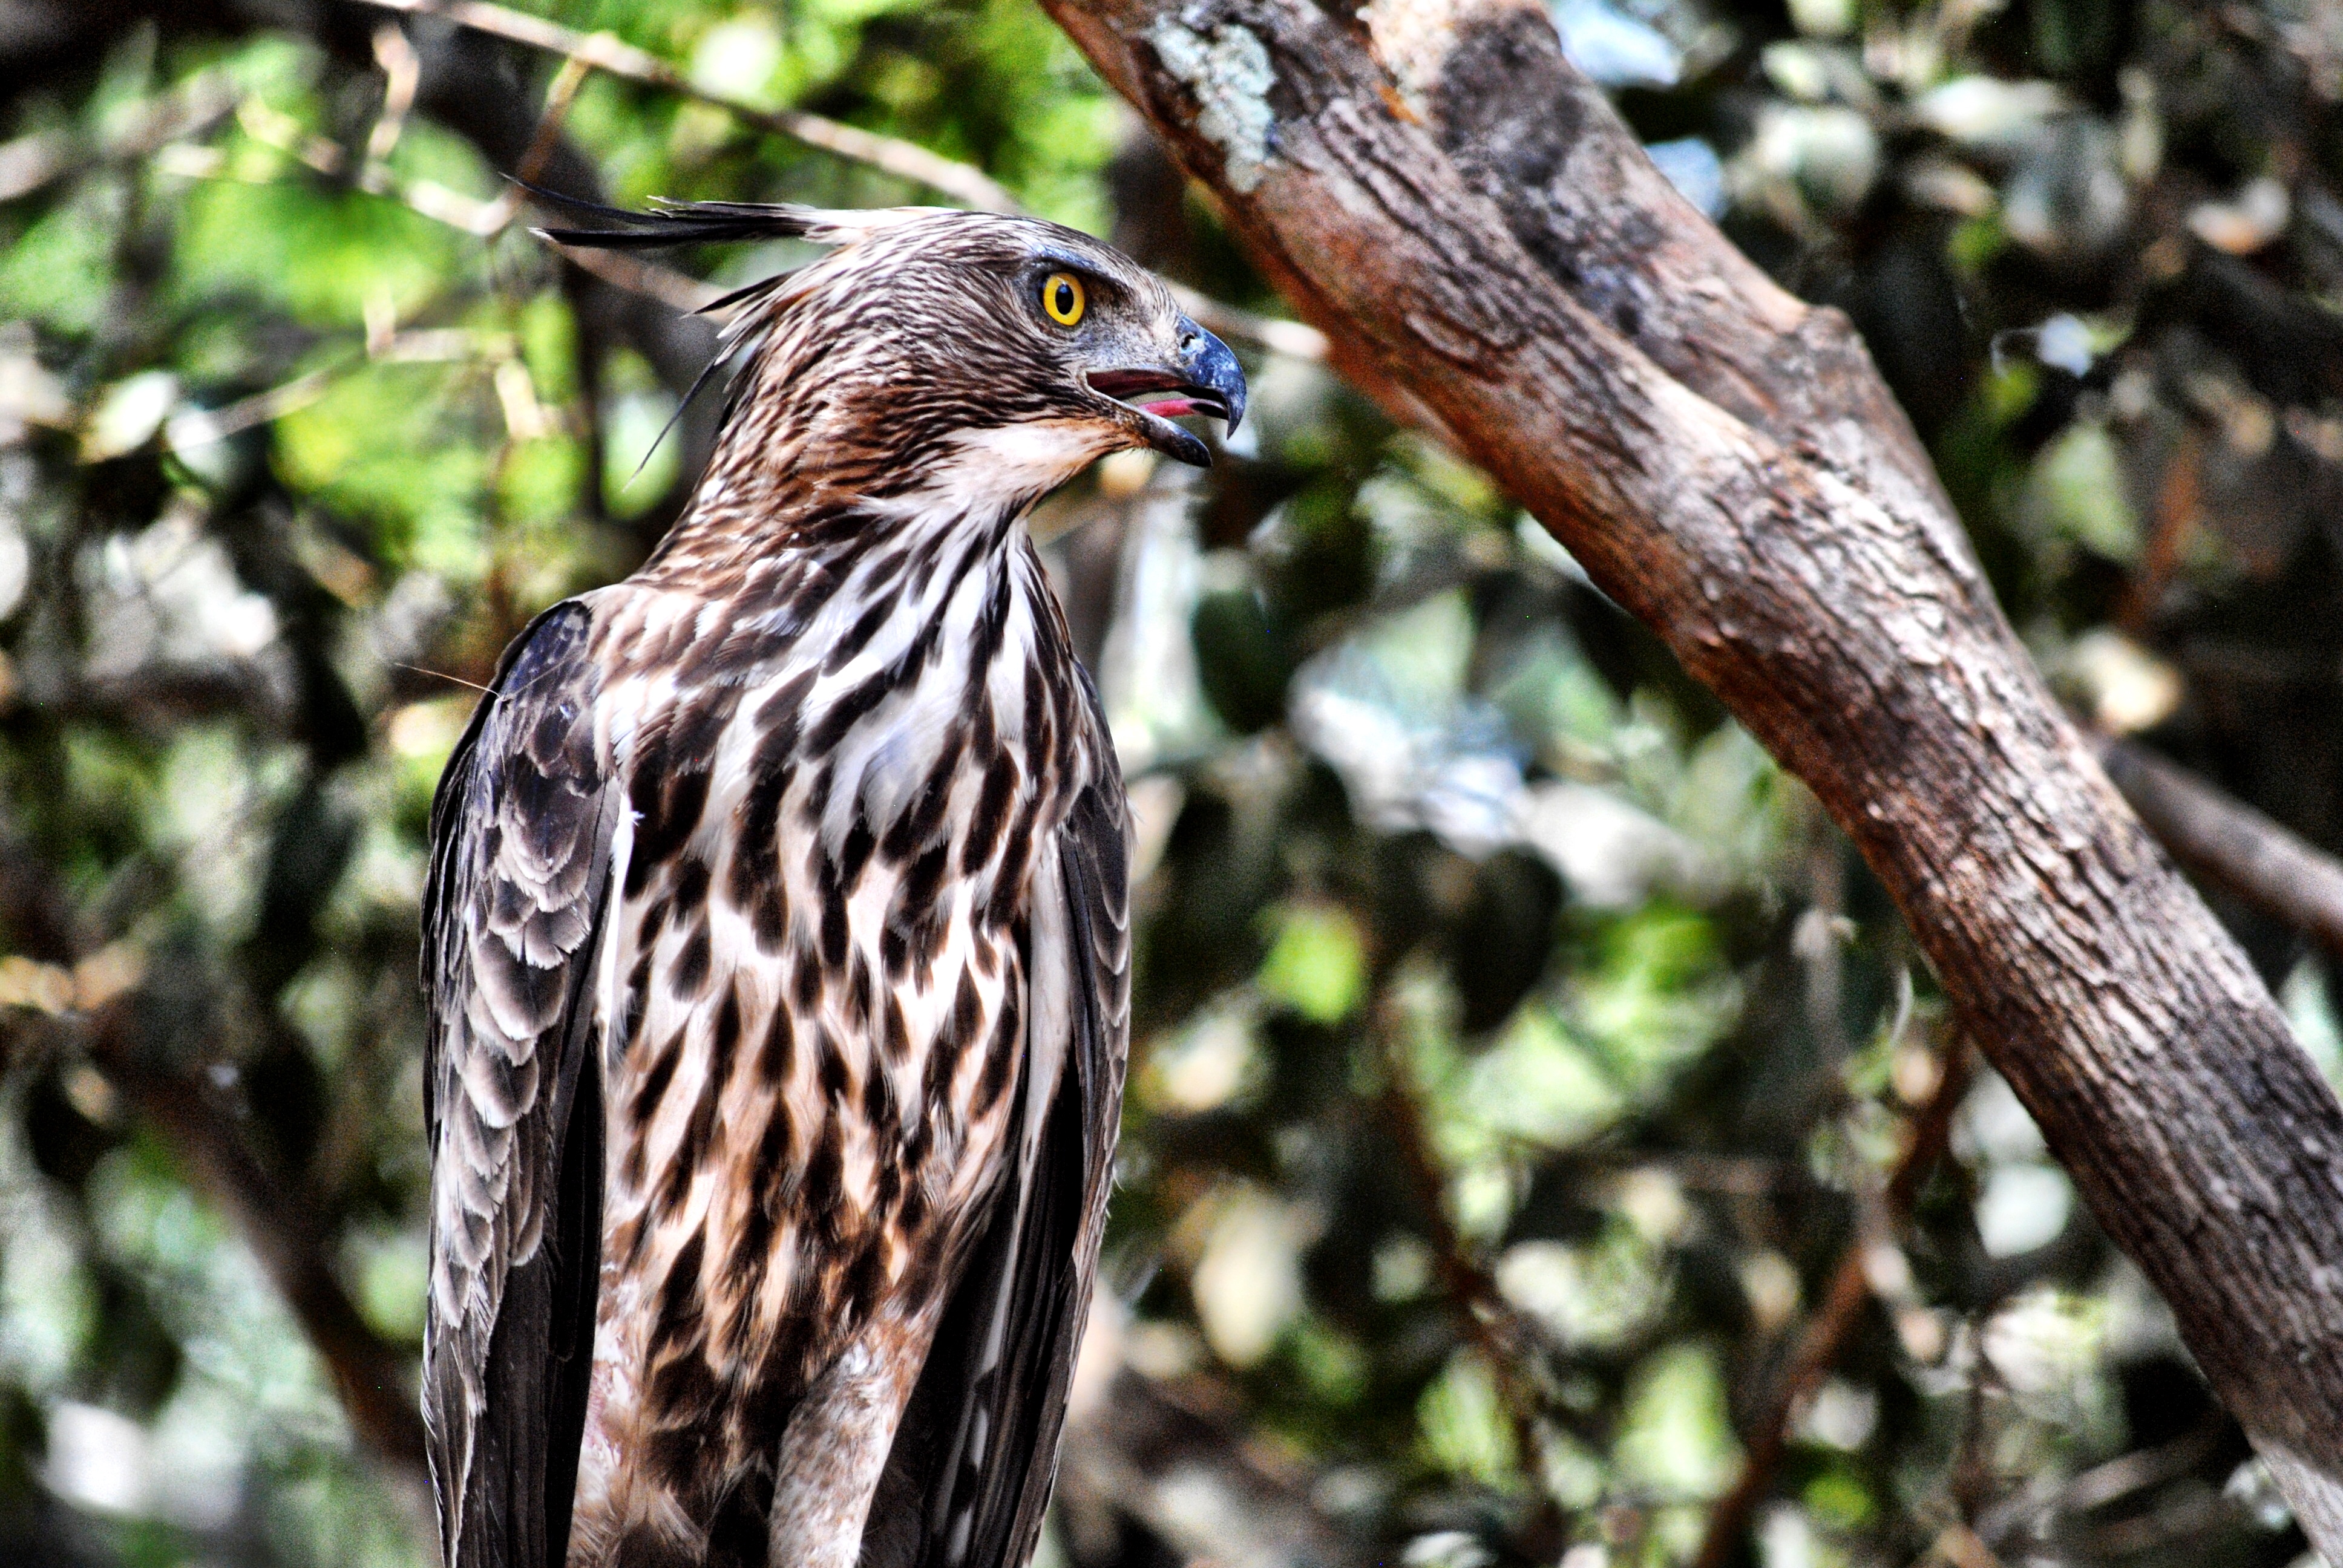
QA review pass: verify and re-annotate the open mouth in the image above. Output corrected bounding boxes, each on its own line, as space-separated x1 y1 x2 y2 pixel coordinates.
1089 368 1236 426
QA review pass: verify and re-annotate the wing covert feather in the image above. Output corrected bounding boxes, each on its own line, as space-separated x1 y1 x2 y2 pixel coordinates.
422 601 619 1568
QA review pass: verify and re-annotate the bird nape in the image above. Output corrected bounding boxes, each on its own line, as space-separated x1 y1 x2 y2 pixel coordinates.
419 204 1243 1568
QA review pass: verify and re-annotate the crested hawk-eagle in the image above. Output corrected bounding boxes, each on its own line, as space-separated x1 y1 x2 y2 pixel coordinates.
421 202 1245 1568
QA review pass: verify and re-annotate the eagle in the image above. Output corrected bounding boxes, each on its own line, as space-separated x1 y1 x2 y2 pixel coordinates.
420 203 1244 1568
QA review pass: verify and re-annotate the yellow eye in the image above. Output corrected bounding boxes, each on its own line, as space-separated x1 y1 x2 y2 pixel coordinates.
1041 272 1086 327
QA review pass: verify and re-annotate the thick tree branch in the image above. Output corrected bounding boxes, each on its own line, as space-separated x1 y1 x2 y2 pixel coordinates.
1368 0 1955 521
1040 0 2343 1547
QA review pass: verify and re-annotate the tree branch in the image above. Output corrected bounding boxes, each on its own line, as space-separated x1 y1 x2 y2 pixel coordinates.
0 64 235 202
1061 1361 1358 1568
87 1011 431 1492
0 824 430 1492
352 0 1334 364
1038 0 2343 1549
350 0 1020 213
1693 1044 1973 1568
2096 734 2343 958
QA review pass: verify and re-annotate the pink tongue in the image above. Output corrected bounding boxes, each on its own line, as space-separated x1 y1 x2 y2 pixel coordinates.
1138 396 1201 418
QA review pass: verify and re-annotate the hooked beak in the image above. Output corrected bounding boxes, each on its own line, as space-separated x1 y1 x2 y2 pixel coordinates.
1089 318 1248 468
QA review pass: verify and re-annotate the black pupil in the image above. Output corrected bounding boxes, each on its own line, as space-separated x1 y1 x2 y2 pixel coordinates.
1052 281 1073 315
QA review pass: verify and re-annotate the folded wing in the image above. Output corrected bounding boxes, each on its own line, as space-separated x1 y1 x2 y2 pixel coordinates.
422 602 621 1568
873 763 1132 1568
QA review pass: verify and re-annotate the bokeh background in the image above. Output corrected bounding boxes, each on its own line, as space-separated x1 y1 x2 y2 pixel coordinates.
1 1 2341 1566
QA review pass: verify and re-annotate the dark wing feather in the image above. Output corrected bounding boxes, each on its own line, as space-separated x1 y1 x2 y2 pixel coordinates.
873 767 1132 1568
422 601 620 1568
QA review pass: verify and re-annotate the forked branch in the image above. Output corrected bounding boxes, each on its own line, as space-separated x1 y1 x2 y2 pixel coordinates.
1038 0 2343 1549
2096 735 2343 958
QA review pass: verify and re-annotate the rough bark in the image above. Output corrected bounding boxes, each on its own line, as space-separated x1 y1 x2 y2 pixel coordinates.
1038 0 2343 1547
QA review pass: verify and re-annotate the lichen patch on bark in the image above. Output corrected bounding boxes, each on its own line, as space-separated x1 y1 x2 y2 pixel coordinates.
1148 18 1276 191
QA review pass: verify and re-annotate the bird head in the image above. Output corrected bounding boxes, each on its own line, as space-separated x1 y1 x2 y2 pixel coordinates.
537 201 1247 516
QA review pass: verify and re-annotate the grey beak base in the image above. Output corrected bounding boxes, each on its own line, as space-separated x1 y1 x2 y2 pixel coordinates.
1113 318 1248 467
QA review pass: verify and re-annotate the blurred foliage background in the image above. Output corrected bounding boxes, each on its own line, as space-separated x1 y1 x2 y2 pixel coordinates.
0 1 2340 1567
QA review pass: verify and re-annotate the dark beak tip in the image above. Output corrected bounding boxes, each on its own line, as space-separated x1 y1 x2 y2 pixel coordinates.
1154 423 1213 468
1179 320 1249 440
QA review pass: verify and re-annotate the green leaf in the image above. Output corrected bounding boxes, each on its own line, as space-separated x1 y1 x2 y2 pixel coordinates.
1614 1344 1740 1500
1257 903 1366 1024
1420 1351 1518 1486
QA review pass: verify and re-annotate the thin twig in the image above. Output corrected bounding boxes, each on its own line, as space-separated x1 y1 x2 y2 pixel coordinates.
447 49 591 237
349 0 1332 361
88 1010 431 1488
356 19 564 242
545 238 724 314
1974 1411 2227 1549
1373 1005 1587 1557
200 90 514 235
0 67 237 203
511 52 591 189
364 22 422 166
1062 1362 1355 1568
2051 1415 2226 1517
159 323 519 457
350 0 1020 212
1170 282 1328 362
1691 1042 1976 1568
163 366 339 453
2115 430 2200 635
2094 733 2343 957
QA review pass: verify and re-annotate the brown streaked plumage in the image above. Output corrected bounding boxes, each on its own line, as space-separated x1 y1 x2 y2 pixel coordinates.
421 204 1242 1568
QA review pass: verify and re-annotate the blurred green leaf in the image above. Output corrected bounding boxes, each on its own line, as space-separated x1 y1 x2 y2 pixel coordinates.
1256 903 1366 1025
1419 1351 1517 1486
1614 1344 1738 1501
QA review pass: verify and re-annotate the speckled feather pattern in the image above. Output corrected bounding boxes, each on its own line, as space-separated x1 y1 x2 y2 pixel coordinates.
567 520 1105 1567
419 207 1182 1568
